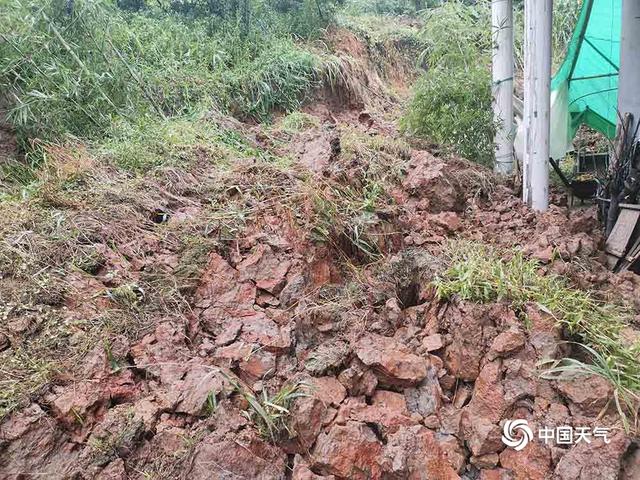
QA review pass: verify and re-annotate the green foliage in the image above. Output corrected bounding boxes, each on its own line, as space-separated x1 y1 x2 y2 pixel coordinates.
342 0 433 15
403 66 495 166
220 39 320 119
0 0 329 155
434 241 640 428
418 0 491 70
402 0 495 165
279 111 320 132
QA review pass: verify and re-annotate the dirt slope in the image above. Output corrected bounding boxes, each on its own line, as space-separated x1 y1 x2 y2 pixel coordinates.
1 31 640 480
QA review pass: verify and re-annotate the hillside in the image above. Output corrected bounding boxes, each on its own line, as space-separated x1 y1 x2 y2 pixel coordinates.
1 1 639 479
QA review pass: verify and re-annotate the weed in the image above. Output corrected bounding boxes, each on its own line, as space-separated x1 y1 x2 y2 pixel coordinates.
540 344 640 431
0 348 59 418
306 128 407 262
279 111 320 133
227 376 309 441
205 391 218 415
107 283 145 309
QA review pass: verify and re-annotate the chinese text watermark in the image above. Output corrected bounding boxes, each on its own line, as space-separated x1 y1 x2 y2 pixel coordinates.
502 419 611 451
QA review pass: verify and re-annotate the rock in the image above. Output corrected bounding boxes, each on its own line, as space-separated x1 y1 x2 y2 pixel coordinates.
215 320 242 346
46 380 107 428
462 361 507 456
173 362 226 415
292 454 336 480
499 441 552 480
305 341 350 376
404 366 442 417
295 130 336 173
188 430 286 479
403 153 463 213
463 417 504 457
442 303 502 381
135 424 187 461
531 245 554 264
488 328 525 359
311 422 383 479
554 432 630 480
237 244 291 295
379 425 461 479
345 390 418 436
130 322 190 385
453 384 473 409
525 305 566 359
423 333 444 352
195 253 258 327
440 404 463 437
622 447 640 480
437 433 467 473
338 360 378 396
282 375 346 451
0 404 80 477
85 405 145 466
286 396 327 453
280 273 306 307
95 459 127 480
239 314 291 352
464 361 506 423
433 212 462 232
556 375 612 417
216 342 276 381
371 390 409 412
355 333 428 387
310 376 347 406
471 453 500 469
478 469 514 480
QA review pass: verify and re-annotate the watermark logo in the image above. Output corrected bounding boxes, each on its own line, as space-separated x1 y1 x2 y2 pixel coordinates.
502 419 533 451
502 419 611 450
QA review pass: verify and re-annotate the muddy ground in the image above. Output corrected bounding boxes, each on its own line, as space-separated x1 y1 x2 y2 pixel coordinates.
2 30 640 480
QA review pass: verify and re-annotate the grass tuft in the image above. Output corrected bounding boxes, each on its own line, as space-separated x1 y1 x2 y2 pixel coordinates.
226 375 309 442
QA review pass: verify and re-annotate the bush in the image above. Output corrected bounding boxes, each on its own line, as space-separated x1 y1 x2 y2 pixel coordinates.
403 66 495 166
342 0 434 15
0 0 328 150
402 0 495 165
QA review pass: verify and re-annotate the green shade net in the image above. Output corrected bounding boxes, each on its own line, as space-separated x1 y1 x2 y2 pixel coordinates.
552 0 621 141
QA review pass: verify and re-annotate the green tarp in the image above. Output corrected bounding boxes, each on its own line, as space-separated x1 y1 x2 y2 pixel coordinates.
552 0 621 140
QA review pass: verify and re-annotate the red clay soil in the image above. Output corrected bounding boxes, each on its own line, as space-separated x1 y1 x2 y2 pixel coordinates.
2 85 640 480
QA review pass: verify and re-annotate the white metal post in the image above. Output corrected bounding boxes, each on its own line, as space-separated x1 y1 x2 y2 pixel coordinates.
618 0 640 139
522 0 532 204
492 0 514 175
524 0 552 211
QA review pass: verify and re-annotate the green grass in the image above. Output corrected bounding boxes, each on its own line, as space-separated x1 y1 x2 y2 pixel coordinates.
0 0 328 150
279 111 320 133
224 374 309 442
434 240 640 428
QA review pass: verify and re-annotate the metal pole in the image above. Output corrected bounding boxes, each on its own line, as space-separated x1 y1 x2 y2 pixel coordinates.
618 0 640 139
522 0 533 204
493 0 514 175
524 0 552 212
